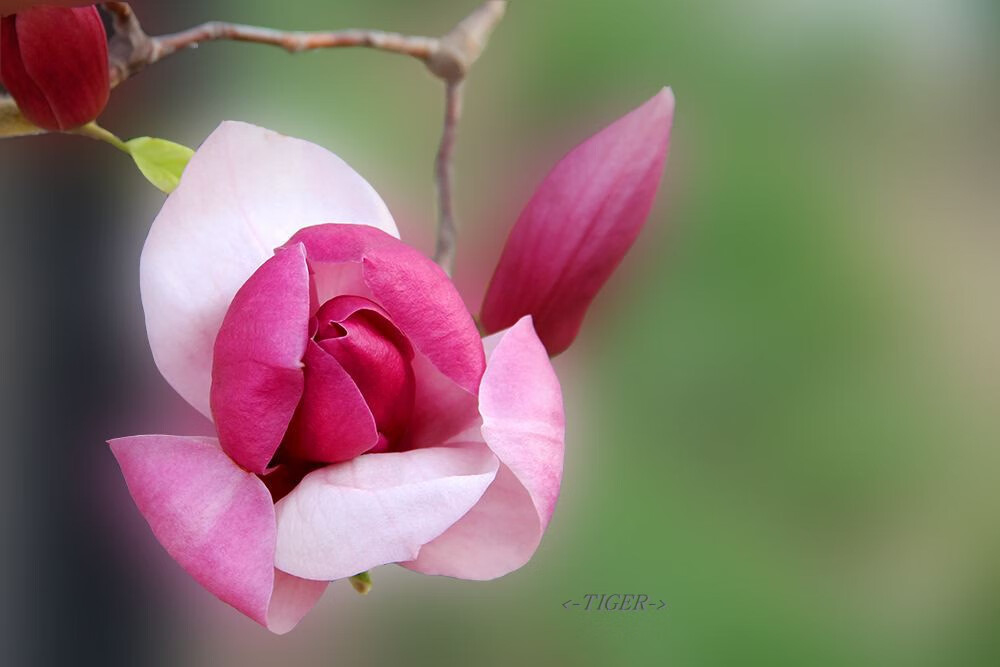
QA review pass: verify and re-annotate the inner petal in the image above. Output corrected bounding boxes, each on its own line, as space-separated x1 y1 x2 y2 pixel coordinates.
281 340 379 464
315 296 416 447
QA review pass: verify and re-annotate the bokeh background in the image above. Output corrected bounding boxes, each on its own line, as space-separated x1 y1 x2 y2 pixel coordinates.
2 1 999 665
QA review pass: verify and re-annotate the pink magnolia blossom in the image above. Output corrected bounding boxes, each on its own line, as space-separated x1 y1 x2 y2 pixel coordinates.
110 122 565 633
481 87 675 355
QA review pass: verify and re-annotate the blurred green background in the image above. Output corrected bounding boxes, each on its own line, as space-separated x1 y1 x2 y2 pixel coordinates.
73 0 1000 664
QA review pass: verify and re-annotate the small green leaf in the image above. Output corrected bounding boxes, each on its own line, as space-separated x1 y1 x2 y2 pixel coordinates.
125 136 194 193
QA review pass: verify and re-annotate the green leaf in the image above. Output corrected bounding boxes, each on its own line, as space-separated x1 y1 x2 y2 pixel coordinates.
125 136 194 193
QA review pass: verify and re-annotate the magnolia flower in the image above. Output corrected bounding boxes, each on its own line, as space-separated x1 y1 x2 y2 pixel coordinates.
0 4 109 130
110 89 672 633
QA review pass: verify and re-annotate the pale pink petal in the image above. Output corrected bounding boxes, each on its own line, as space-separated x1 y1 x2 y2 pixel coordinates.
274 444 499 581
210 245 311 474
108 435 327 634
286 224 484 396
267 569 328 634
140 121 397 417
405 316 565 579
481 88 675 355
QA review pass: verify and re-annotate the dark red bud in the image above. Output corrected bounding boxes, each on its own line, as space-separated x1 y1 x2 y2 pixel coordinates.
0 5 109 131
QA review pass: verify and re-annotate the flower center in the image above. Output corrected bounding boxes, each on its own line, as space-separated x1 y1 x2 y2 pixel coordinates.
313 296 416 447
277 295 416 467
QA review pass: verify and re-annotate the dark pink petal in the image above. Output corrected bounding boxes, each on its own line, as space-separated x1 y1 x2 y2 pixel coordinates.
481 88 675 355
405 316 565 579
310 293 475 450
407 352 481 449
108 435 327 634
313 294 390 332
274 444 499 581
316 297 415 445
211 245 311 474
285 224 484 397
259 462 317 504
282 340 378 464
141 122 397 418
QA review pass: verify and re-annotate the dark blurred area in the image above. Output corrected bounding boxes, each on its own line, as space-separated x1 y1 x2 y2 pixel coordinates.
2 137 166 667
2 1 999 666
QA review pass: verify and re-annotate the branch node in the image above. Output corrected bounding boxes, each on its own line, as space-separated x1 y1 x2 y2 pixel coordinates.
104 2 153 86
427 0 507 82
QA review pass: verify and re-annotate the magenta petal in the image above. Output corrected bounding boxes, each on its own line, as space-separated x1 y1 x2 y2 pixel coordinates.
274 444 499 581
481 88 675 355
313 294 389 329
211 245 311 474
285 224 484 396
407 352 481 449
405 316 565 580
282 340 378 464
141 121 397 418
317 305 414 444
108 435 327 634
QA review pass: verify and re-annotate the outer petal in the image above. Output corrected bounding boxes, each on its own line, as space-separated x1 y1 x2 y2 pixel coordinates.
274 444 499 581
286 224 484 396
211 245 310 474
140 121 397 417
405 316 565 579
481 88 675 355
108 435 327 634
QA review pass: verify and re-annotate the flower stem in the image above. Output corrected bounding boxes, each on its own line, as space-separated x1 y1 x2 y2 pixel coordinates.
349 571 373 595
73 122 131 154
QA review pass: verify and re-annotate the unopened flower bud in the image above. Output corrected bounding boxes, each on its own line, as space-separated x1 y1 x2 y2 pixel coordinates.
0 5 109 131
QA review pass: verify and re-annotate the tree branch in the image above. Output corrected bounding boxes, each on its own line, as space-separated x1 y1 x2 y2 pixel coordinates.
102 2 439 86
428 2 506 275
5 1 508 274
434 81 464 274
151 23 437 62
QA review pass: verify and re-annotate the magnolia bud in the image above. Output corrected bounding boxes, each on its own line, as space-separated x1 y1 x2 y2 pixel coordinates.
481 88 675 356
0 5 109 131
